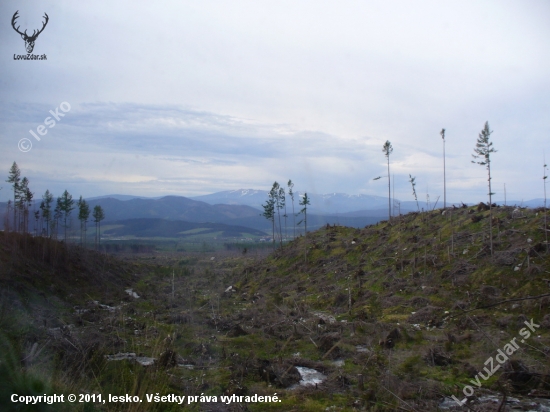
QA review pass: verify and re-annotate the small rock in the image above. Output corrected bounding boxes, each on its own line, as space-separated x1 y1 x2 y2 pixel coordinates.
125 289 139 298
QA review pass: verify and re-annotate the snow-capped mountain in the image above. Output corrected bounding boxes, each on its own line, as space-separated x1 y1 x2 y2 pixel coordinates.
190 189 414 215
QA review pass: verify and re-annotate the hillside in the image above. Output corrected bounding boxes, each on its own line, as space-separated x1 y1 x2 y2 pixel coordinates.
224 203 550 410
1 204 549 411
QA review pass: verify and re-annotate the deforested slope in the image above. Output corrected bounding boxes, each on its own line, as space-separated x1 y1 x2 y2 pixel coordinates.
223 204 550 410
1 203 549 411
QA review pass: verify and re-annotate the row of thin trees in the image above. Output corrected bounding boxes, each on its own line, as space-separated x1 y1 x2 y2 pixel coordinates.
381 121 548 257
261 180 310 248
260 122 547 258
4 162 106 249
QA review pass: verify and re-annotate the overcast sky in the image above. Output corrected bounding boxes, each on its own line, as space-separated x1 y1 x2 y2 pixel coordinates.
1 1 549 204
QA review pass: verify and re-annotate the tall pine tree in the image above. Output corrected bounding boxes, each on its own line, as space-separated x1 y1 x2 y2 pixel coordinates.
298 193 310 263
472 121 497 257
261 188 276 249
382 141 393 222
6 162 21 232
93 205 105 250
77 196 91 246
59 190 75 242
287 180 296 239
40 190 54 237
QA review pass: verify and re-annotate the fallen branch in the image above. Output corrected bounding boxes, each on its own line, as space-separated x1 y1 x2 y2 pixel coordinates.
379 386 420 412
449 293 550 318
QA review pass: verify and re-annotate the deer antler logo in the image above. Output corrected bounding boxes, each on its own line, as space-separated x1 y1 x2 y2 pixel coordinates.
11 11 49 54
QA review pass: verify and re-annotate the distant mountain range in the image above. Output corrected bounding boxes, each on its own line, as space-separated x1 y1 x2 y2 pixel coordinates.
191 189 396 214
71 189 547 215
86 194 163 201
82 195 382 231
190 189 547 214
84 196 260 222
83 190 412 215
0 189 546 235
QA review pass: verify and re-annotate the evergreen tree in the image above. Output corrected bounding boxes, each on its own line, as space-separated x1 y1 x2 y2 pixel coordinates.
6 162 21 232
40 190 54 237
92 205 105 250
77 196 91 246
77 196 83 244
298 192 310 262
409 174 419 212
17 177 30 233
53 199 62 240
298 192 310 235
39 201 45 235
59 190 75 242
274 183 286 247
23 181 33 233
261 189 276 249
382 141 393 222
287 180 296 239
441 128 447 209
472 121 497 257
282 185 288 243
543 161 548 253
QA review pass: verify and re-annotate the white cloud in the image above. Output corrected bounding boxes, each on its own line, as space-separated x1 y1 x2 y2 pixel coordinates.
0 1 549 205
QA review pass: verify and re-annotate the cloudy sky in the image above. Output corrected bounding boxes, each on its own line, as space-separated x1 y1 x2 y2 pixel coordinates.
1 1 549 204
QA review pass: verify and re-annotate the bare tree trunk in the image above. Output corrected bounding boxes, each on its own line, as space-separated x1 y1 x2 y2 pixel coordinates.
544 162 548 253
292 200 295 240
442 132 446 209
488 163 493 257
304 209 308 263
272 218 275 250
277 207 283 248
387 157 391 222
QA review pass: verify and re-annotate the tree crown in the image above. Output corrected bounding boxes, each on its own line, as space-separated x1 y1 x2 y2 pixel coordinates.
472 121 497 167
93 205 105 222
382 140 393 158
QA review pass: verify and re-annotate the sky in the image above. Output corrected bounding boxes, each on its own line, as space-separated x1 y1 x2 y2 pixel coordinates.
1 0 549 205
